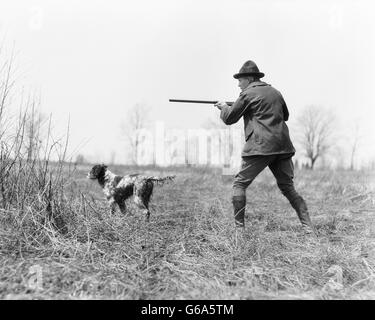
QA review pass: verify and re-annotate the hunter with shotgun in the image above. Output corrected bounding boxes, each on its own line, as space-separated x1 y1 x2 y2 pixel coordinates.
170 60 314 234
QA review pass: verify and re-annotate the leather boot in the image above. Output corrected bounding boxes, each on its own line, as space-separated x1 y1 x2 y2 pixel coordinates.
232 196 246 228
290 196 314 233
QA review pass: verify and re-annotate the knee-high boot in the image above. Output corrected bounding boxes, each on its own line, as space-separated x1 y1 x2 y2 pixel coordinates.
232 196 246 228
290 196 314 233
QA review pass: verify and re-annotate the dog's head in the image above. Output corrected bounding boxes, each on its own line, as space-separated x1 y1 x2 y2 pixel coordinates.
87 164 107 180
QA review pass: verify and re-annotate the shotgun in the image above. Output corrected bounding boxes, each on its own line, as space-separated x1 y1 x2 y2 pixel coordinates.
169 99 234 106
169 99 289 121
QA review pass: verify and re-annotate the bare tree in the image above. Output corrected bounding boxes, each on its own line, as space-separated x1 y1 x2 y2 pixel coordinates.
109 150 116 165
0 38 72 234
121 103 150 164
75 154 86 165
0 44 16 141
24 94 46 161
349 122 361 170
296 105 336 169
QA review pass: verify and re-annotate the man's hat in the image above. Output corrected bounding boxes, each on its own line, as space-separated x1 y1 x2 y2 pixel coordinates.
233 60 265 79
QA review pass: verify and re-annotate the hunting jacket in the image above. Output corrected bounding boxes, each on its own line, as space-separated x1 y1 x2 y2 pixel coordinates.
220 81 295 157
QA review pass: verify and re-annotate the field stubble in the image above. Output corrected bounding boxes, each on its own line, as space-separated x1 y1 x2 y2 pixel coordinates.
0 164 375 299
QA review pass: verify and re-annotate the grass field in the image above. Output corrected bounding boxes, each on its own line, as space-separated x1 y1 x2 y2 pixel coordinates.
0 163 374 299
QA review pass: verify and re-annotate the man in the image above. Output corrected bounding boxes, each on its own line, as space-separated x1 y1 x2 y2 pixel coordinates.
215 60 314 234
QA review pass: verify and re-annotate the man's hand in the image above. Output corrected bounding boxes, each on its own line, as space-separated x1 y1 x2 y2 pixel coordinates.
214 101 228 110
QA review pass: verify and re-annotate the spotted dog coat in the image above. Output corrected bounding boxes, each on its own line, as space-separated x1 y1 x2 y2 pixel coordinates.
87 164 175 221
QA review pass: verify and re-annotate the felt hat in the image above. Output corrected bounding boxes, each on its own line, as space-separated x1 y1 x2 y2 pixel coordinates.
233 60 265 79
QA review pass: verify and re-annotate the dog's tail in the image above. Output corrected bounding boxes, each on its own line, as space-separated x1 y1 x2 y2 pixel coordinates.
147 175 175 185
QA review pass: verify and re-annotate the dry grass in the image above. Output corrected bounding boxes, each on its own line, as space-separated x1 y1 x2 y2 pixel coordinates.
0 163 375 300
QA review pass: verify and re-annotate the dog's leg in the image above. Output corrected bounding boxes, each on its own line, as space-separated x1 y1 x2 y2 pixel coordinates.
143 199 151 222
118 201 127 215
134 195 150 222
145 208 150 222
108 199 117 214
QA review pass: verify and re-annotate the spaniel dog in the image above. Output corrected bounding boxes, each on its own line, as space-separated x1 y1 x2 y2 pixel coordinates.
87 164 175 221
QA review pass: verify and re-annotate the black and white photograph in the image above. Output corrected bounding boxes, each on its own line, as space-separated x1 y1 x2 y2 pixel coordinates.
0 0 374 305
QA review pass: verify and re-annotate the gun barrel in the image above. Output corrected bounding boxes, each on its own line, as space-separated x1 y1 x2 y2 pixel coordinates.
169 99 233 106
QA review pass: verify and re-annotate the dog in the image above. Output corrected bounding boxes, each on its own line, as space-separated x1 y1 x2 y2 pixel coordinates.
87 164 175 221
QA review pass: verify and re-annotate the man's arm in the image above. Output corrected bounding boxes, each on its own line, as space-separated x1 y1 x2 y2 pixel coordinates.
216 92 251 125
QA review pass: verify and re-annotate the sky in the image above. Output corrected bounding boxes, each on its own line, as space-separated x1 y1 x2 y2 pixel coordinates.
0 0 374 167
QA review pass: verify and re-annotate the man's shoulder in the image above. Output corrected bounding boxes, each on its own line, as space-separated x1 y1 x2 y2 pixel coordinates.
243 81 279 95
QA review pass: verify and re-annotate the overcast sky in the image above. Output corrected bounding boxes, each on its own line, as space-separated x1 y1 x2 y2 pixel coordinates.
0 0 374 166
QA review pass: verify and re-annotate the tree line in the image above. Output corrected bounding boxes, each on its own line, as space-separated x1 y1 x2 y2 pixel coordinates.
117 103 363 170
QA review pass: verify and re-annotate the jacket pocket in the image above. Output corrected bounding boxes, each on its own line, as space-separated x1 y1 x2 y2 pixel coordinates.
254 130 260 144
